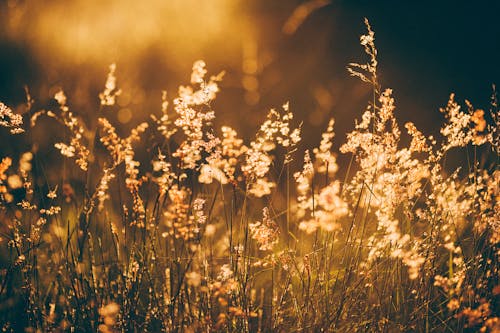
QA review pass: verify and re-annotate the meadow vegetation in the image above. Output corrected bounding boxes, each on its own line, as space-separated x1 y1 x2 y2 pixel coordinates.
0 20 498 332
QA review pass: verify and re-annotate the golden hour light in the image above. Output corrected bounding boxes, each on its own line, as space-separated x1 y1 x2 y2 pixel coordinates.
0 1 499 332
5 0 246 66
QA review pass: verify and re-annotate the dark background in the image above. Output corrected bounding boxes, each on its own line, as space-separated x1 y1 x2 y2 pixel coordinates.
1 0 499 152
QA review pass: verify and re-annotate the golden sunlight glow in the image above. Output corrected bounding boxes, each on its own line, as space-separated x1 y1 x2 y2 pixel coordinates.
6 0 246 67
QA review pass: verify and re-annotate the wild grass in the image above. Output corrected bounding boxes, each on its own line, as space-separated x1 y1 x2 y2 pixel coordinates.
0 20 498 332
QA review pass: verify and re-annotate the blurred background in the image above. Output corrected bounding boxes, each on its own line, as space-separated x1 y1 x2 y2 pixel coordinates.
0 0 499 154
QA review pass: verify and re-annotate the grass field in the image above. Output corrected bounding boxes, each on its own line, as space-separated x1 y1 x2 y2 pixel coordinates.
0 20 498 332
